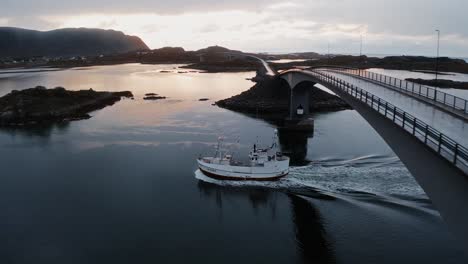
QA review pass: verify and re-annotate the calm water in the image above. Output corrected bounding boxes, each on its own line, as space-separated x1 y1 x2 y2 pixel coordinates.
0 64 465 263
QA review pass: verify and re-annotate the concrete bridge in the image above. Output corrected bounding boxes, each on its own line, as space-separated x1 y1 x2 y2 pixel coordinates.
222 51 277 76
278 67 468 253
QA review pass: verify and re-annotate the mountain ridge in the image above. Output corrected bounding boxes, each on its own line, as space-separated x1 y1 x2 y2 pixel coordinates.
0 27 149 58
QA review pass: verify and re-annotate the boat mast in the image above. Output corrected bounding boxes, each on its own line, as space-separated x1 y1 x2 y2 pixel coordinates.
271 129 278 151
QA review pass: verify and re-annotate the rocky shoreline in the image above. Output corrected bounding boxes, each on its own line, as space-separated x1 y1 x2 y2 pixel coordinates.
181 59 262 73
406 78 468 90
216 75 350 117
0 86 133 126
271 55 468 75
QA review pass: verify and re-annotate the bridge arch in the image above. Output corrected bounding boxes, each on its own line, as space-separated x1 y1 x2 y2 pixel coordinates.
280 72 321 119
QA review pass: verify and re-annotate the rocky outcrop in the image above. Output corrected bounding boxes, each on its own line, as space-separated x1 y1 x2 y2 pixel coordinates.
0 86 133 126
182 59 262 73
143 95 166 100
216 76 350 116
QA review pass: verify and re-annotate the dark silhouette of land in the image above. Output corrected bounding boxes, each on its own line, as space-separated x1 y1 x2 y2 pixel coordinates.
0 86 133 126
272 55 468 74
406 78 468 90
0 27 149 58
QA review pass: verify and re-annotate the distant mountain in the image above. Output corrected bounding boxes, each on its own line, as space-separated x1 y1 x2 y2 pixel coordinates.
0 27 149 58
196 46 240 54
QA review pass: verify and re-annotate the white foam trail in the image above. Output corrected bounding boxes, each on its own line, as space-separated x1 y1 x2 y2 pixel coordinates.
195 160 426 198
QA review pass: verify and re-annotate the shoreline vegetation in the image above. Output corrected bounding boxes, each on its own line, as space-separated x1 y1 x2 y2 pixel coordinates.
0 86 133 126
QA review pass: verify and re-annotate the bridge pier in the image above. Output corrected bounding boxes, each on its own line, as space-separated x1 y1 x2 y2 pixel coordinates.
282 72 316 133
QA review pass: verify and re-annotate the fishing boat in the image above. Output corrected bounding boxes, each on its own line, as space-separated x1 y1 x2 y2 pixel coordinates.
197 130 289 181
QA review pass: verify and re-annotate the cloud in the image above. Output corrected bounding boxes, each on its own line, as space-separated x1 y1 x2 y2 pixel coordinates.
1 15 60 30
199 24 220 33
2 0 468 56
2 0 283 16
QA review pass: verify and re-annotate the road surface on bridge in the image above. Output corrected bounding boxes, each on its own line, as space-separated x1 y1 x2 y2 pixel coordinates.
317 70 468 147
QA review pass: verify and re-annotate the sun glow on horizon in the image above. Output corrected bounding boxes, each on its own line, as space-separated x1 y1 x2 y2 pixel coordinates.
41 11 376 53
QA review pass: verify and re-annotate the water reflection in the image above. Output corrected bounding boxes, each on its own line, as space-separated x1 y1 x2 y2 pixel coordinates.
197 180 277 215
197 180 336 264
0 122 71 139
289 194 336 264
221 111 315 165
278 130 312 165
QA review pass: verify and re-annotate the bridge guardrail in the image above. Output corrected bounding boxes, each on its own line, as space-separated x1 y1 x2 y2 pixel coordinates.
308 70 468 174
328 68 468 116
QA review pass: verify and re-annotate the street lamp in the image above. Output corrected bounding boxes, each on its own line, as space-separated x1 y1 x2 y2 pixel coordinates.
359 34 363 76
360 34 363 57
435 30 440 83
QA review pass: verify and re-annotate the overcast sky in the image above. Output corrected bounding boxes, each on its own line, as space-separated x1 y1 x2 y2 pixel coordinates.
2 0 467 57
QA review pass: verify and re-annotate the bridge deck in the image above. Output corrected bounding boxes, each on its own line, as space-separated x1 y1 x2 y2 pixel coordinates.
319 70 468 147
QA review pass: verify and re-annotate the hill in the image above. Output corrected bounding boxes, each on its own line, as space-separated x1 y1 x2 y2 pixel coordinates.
0 27 149 58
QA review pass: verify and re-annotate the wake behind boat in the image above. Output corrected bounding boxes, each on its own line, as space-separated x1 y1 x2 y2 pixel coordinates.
197 130 290 181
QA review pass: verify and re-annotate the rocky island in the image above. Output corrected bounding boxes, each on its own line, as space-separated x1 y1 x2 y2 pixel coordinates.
216 74 350 115
271 55 468 74
406 78 468 90
0 86 133 126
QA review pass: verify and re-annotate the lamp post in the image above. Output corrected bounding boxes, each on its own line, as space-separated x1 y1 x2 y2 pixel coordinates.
435 30 440 83
359 34 363 76
360 34 363 57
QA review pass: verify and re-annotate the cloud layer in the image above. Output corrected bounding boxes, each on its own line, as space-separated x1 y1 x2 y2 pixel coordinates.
2 0 467 56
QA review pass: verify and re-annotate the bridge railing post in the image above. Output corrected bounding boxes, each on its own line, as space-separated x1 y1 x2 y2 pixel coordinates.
402 112 406 128
424 125 429 144
438 134 443 153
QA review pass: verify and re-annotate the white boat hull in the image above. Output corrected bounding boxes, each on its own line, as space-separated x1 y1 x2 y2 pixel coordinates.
197 158 289 181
